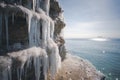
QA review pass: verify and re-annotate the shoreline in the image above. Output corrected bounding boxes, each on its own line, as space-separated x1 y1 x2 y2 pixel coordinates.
55 53 105 80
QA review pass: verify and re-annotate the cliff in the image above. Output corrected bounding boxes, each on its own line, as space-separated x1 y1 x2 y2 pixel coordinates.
0 0 105 80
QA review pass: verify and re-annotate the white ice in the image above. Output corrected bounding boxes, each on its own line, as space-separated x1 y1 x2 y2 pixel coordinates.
1 0 62 80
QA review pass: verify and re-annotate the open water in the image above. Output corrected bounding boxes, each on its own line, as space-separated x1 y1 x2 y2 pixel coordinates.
65 38 120 80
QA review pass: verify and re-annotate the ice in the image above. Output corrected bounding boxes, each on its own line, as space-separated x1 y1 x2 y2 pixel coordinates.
47 38 61 78
58 11 64 21
8 47 50 80
5 14 9 49
44 0 50 15
33 57 41 80
17 68 23 80
42 52 48 80
33 0 36 11
29 17 37 47
8 66 12 80
0 0 62 80
0 57 12 80
41 19 48 48
26 0 32 9
12 13 14 24
0 13 2 45
50 21 55 39
27 14 32 47
19 0 22 5
2 70 9 80
1 67 11 80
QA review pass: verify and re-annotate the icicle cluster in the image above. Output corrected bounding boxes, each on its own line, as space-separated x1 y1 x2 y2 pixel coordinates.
0 0 62 80
0 56 12 80
7 47 48 80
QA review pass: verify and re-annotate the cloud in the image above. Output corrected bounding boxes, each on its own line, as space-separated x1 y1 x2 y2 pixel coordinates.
59 0 120 38
64 20 120 38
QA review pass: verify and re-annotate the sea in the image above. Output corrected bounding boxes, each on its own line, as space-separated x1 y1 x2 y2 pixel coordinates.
65 38 120 80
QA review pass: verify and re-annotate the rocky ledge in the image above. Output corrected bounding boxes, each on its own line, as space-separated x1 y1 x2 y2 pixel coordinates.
55 54 105 80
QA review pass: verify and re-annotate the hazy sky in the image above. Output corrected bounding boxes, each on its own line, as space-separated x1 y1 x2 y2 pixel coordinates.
59 0 120 38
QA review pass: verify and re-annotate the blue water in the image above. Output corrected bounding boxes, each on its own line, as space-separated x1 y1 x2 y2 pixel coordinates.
65 39 120 80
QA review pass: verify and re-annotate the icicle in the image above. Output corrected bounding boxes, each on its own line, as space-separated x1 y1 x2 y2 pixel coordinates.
8 66 12 80
25 57 32 78
36 20 41 46
32 48 41 80
26 0 32 9
20 0 22 5
26 57 32 69
33 0 36 11
28 17 41 47
33 56 41 80
34 19 38 46
29 17 35 47
2 70 9 80
2 66 12 80
0 13 2 45
44 0 50 15
27 14 33 47
36 0 40 9
5 14 9 49
42 50 48 80
45 17 61 78
17 68 20 80
28 16 31 47
12 13 14 24
47 39 61 78
47 20 50 40
16 65 25 80
50 21 55 39
41 19 48 48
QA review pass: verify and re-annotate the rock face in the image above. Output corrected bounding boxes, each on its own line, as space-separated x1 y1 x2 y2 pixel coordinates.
0 0 65 80
0 0 105 80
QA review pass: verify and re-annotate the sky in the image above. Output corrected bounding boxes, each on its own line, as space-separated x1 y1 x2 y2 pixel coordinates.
59 0 120 38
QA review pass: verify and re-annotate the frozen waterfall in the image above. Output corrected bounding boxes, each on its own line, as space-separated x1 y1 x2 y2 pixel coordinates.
0 0 62 80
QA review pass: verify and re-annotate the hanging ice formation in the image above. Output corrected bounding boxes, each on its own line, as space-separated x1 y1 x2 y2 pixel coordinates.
0 0 62 80
0 13 2 45
0 56 12 80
